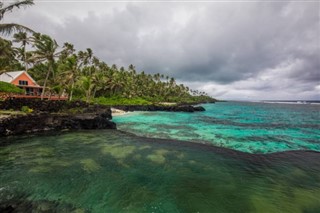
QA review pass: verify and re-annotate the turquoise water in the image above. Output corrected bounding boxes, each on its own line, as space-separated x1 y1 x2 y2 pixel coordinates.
1 102 320 212
114 102 320 153
1 130 320 212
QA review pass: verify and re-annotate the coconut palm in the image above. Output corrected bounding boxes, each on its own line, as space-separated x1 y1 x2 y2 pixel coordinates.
13 32 30 71
0 37 24 73
80 75 96 103
58 54 80 101
0 0 35 35
30 33 62 100
59 42 75 59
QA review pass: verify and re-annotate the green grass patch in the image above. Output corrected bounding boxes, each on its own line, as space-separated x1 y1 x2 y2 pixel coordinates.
94 96 152 106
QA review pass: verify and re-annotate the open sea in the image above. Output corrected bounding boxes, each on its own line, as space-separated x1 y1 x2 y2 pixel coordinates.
0 101 319 212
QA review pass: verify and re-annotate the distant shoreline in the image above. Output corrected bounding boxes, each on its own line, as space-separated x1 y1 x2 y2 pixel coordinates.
222 100 320 105
261 100 320 105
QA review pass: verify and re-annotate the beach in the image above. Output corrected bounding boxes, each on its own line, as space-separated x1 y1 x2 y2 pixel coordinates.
111 107 128 116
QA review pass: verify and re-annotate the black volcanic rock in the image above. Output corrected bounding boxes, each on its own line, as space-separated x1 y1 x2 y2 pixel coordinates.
0 112 116 137
0 98 206 114
174 105 195 112
113 104 206 113
0 98 206 138
194 106 206 111
0 98 112 114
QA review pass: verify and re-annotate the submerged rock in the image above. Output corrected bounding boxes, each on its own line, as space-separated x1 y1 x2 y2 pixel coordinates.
0 198 89 213
193 106 206 111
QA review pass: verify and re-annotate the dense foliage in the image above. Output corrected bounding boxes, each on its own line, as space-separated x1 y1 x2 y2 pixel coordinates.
0 0 215 105
0 81 24 93
0 37 24 72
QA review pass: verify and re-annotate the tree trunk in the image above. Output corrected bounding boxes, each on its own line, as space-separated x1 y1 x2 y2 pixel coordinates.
69 81 74 101
41 65 51 100
86 91 90 103
92 87 97 99
24 47 28 72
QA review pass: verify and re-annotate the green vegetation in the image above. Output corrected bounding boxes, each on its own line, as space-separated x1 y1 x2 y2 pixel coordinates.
0 37 24 72
0 0 216 105
94 97 151 106
21 105 33 113
0 81 24 93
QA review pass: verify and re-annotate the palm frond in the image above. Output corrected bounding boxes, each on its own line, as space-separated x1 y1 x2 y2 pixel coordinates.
0 23 35 36
0 0 34 20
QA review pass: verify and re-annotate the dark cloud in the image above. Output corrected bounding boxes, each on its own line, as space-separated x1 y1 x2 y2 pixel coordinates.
3 1 319 100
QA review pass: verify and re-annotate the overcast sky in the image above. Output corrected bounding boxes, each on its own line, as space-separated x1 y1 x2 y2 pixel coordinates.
3 0 320 100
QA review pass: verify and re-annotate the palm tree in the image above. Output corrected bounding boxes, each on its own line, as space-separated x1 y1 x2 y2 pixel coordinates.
31 34 62 100
0 37 20 73
13 32 30 71
91 70 105 99
0 0 35 35
111 64 118 71
58 54 80 101
153 73 160 82
59 42 75 59
80 75 95 103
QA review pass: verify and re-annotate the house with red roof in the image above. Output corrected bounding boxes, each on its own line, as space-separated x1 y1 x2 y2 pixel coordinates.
0 71 67 100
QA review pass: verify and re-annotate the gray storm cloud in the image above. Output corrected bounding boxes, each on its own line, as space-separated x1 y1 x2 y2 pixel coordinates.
3 1 319 100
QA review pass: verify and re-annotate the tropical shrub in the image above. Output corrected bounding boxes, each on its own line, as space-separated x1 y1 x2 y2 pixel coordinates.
21 105 33 113
0 81 24 94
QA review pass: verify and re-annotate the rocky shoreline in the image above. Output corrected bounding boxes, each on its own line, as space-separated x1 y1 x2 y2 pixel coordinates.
0 112 117 137
113 104 205 112
0 98 208 137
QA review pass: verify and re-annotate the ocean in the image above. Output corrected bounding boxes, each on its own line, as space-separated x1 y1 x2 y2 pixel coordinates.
0 101 319 212
114 101 320 153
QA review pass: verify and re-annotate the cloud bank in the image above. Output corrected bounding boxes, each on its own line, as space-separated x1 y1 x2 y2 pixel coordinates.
4 0 319 100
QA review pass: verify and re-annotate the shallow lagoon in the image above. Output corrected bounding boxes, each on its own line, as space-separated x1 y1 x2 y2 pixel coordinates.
114 102 320 153
1 130 320 212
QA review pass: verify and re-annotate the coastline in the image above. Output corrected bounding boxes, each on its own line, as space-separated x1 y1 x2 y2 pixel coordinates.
111 107 129 116
0 98 209 138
